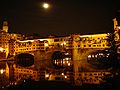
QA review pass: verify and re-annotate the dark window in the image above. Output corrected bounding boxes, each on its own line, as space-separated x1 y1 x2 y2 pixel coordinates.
54 39 59 42
89 45 91 47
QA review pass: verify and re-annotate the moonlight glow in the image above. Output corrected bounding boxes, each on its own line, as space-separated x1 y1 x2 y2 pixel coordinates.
42 3 49 9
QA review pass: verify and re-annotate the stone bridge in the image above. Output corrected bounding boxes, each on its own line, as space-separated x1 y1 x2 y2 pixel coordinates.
8 47 110 72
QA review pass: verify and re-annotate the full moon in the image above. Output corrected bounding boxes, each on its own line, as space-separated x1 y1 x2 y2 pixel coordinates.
42 3 49 9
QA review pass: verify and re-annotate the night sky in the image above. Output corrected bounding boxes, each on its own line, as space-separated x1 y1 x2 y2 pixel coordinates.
0 0 119 37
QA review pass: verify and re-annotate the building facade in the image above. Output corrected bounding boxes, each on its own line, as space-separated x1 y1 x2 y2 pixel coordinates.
0 18 119 85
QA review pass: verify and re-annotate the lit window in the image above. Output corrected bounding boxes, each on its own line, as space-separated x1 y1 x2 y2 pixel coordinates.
44 43 49 47
88 55 91 58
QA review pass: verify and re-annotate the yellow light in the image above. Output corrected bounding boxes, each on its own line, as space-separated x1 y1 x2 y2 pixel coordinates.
67 61 68 63
0 69 4 74
118 26 120 29
88 55 91 58
61 73 64 75
68 63 70 66
44 43 49 47
66 58 69 60
61 43 63 46
0 47 3 52
55 60 56 64
43 3 49 9
64 42 66 45
61 42 66 46
45 74 49 78
64 75 67 78
65 53 69 55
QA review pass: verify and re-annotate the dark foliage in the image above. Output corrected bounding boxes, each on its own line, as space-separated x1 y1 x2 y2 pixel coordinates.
106 32 120 69
102 31 120 89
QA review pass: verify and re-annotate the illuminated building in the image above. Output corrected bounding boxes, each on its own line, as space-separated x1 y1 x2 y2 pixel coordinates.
0 19 118 56
113 18 120 41
52 36 72 49
0 21 25 58
9 33 25 40
8 34 25 56
79 33 109 49
9 35 72 56
69 34 111 85
0 21 10 58
13 39 53 55
1 21 8 33
0 18 119 85
8 33 112 84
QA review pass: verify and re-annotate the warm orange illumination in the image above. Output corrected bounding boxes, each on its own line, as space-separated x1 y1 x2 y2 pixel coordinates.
61 42 66 46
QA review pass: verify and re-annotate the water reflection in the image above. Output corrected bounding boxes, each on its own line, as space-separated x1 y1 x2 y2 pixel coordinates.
0 58 73 90
0 62 10 89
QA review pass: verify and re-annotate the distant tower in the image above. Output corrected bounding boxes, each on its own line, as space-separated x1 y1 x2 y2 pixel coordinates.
2 21 8 33
113 18 120 41
113 18 118 31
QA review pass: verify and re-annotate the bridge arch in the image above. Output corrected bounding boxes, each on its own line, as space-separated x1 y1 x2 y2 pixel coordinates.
15 53 34 67
51 51 72 69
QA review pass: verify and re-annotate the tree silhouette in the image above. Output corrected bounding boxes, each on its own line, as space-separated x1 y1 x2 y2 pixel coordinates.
102 30 120 89
106 32 120 69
